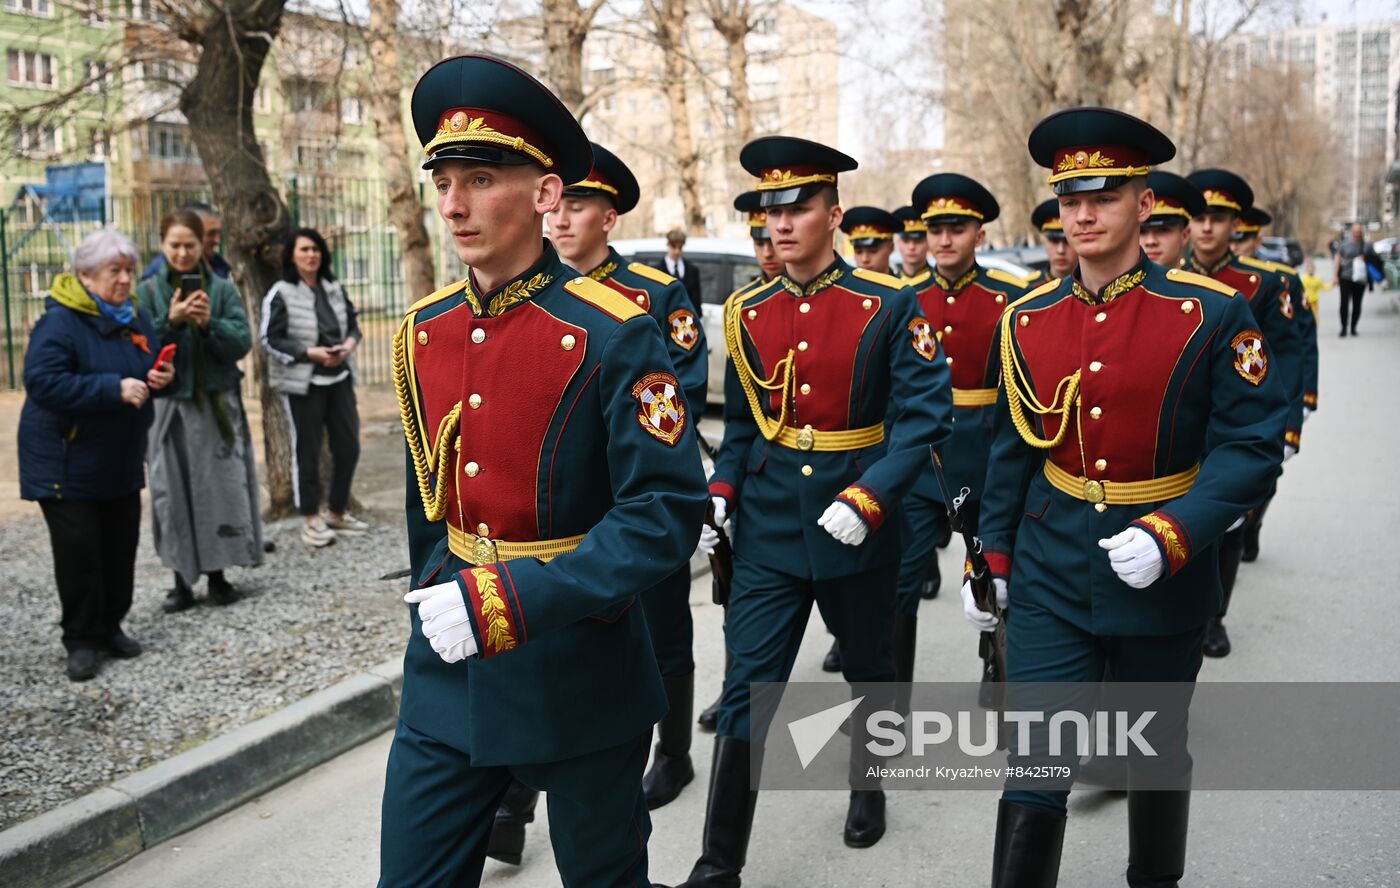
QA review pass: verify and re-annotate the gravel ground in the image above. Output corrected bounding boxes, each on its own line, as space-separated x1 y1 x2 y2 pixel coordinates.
0 388 414 831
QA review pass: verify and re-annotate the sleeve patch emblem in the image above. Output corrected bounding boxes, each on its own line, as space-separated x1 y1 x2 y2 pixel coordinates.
632 371 687 446
668 309 700 351
1279 290 1294 319
1230 330 1268 385
907 316 939 361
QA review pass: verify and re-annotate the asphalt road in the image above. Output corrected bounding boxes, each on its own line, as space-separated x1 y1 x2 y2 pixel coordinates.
90 297 1400 887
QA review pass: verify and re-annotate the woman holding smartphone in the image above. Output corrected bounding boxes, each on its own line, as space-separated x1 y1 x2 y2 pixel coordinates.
141 208 264 613
259 228 366 547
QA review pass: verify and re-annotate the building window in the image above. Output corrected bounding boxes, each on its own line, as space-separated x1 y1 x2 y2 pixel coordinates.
341 95 363 124
4 0 53 16
12 122 62 158
254 85 273 113
89 127 112 161
7 49 56 88
86 0 110 24
84 58 116 93
146 122 196 163
295 142 334 170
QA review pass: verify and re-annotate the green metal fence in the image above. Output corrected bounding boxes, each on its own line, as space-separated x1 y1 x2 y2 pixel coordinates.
0 177 425 391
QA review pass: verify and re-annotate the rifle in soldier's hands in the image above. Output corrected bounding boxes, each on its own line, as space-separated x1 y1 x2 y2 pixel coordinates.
700 433 734 606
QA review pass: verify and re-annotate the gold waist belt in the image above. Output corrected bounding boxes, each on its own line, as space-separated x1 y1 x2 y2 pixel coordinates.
952 387 998 407
1043 460 1200 506
773 423 885 452
448 523 585 566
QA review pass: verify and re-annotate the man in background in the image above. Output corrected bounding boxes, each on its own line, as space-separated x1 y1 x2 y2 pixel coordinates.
658 228 704 313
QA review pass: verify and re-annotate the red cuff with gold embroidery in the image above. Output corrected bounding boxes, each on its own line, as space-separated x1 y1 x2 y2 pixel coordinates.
1303 392 1318 408
1284 429 1300 448
457 563 525 659
708 480 737 507
1131 511 1193 578
965 547 1012 582
835 484 886 532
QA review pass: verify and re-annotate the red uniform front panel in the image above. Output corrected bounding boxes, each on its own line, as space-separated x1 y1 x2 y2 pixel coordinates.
921 282 1008 390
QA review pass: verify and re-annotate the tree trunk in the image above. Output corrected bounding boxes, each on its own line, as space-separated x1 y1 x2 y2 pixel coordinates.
649 0 705 233
367 0 436 303
543 0 589 113
179 0 297 517
706 0 753 196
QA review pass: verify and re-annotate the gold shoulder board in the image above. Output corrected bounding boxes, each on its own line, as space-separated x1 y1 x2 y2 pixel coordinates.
851 267 903 289
1166 268 1238 297
986 267 1032 289
564 275 647 322
627 262 678 286
407 278 468 314
1018 277 1061 303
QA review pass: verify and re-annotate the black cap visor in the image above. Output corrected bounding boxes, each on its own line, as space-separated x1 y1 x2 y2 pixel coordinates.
424 144 535 171
1052 174 1139 195
758 183 829 208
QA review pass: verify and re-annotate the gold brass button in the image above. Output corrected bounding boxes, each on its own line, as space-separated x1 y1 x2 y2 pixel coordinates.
1095 503 1108 513
416 330 428 346
1090 406 1102 420
636 295 646 304
471 328 486 344
944 324 953 334
561 334 577 350
477 522 490 536
747 309 757 320
862 298 873 310
468 394 482 409
946 356 954 366
800 303 811 314
996 294 1005 304
1083 480 1106 503
798 341 809 351
1248 275 1258 284
464 461 480 477
1019 315 1029 327
796 424 815 451
800 383 811 395
1181 301 1194 314
1095 311 1107 323
801 465 813 476
946 295 956 305
1095 458 1108 471
1089 360 1103 372
572 277 585 285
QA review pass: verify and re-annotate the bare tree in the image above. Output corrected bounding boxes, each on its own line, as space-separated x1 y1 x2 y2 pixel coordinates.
642 0 706 233
699 0 756 152
542 0 610 114
366 0 437 302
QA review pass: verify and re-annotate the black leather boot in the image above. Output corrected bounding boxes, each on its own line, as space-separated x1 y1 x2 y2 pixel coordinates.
486 779 539 866
822 637 841 673
665 737 757 888
698 650 731 733
207 571 239 606
66 647 100 681
893 615 917 718
645 671 696 809
919 552 941 599
1206 527 1243 658
991 799 1066 888
1126 790 1190 887
1201 617 1231 658
162 572 194 613
843 789 886 848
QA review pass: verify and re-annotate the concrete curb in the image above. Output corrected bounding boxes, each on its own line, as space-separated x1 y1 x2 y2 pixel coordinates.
0 657 404 888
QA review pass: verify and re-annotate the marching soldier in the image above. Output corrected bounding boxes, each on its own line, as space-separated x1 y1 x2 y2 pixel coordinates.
909 172 1032 702
670 136 953 886
1184 169 1303 657
379 54 707 886
481 142 708 865
1139 171 1204 269
735 191 783 284
1229 205 1320 563
839 206 898 274
893 204 932 279
1032 198 1078 281
966 106 1286 887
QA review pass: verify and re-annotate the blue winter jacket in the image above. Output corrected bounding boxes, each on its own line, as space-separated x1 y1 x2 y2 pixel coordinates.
18 274 162 501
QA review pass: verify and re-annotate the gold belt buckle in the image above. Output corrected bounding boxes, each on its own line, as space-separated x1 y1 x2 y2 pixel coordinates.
795 425 815 451
472 536 498 564
1083 480 1106 504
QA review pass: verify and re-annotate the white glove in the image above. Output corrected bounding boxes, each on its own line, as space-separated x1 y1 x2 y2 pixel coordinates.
960 577 1008 632
1303 407 1314 423
699 496 728 554
1227 514 1246 532
1098 528 1165 589
818 501 868 546
404 581 479 663
1283 444 1298 462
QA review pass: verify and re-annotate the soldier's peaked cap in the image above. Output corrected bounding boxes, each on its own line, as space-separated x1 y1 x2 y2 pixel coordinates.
912 173 1000 224
1185 169 1254 216
1235 205 1273 234
565 142 640 215
1028 107 1175 195
891 205 928 238
734 191 771 240
1031 198 1065 238
840 206 898 248
1143 171 1206 228
412 54 592 183
740 136 857 208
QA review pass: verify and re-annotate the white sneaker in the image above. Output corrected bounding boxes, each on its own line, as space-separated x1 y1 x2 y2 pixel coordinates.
301 516 337 547
323 511 370 534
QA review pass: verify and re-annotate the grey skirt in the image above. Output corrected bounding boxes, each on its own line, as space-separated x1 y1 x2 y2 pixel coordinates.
148 390 264 581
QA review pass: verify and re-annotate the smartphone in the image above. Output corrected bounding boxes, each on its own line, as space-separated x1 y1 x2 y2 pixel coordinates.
179 273 203 298
156 343 177 368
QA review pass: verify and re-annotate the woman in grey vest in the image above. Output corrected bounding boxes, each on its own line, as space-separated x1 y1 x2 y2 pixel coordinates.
141 209 264 613
260 228 366 547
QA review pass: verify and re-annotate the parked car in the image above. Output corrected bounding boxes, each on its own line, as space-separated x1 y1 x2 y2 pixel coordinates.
611 238 1039 408
1258 236 1305 267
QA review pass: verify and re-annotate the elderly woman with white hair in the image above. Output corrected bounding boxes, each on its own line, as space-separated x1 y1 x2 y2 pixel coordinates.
18 227 175 681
